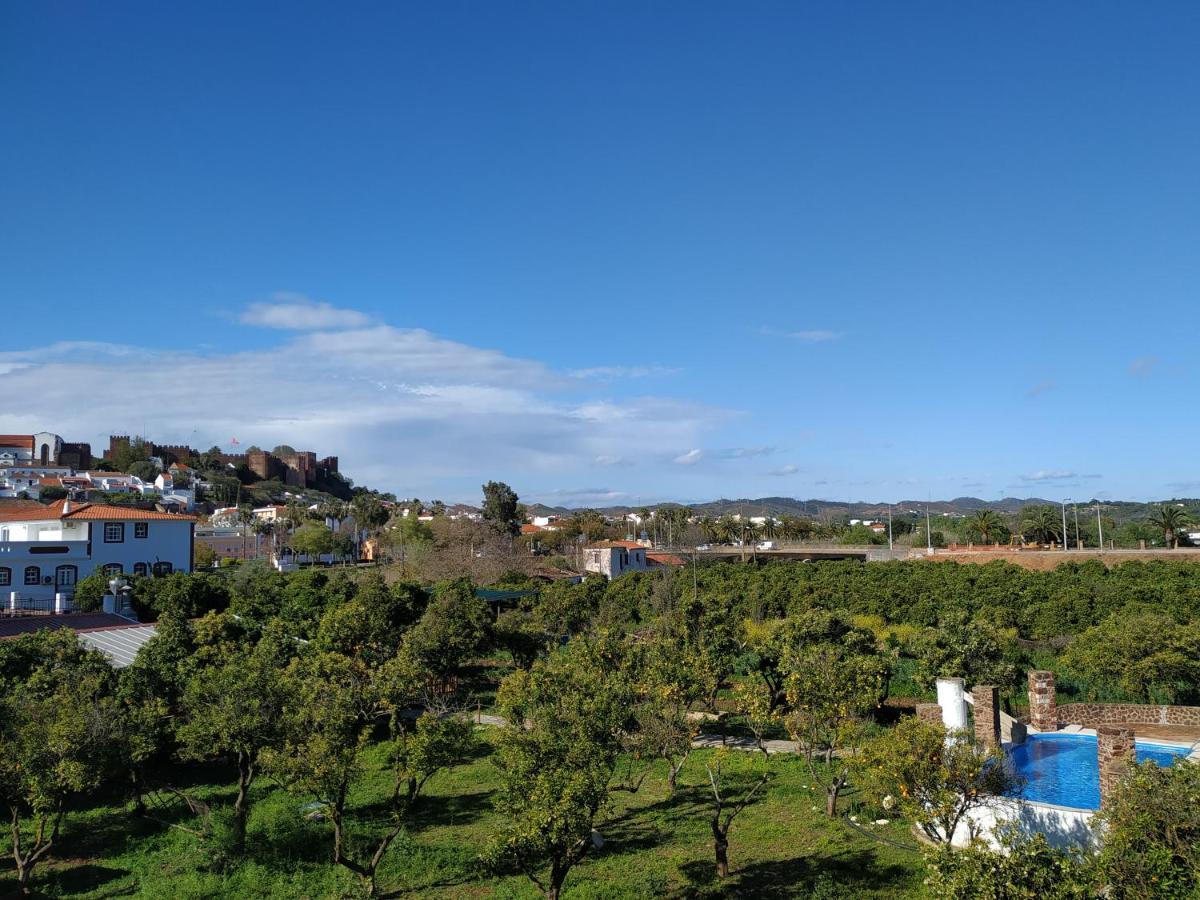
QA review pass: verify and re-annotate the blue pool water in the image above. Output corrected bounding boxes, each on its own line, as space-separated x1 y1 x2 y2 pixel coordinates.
1006 733 1191 809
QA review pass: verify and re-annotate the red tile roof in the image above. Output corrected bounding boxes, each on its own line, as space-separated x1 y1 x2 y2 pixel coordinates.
0 500 196 522
0 614 149 639
0 435 34 449
588 540 645 549
0 499 46 512
647 552 687 566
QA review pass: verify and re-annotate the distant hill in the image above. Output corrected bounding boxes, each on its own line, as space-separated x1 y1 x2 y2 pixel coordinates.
523 495 1191 525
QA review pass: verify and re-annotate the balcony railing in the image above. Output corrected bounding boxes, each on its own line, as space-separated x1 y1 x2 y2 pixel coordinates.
0 540 90 558
1 593 77 617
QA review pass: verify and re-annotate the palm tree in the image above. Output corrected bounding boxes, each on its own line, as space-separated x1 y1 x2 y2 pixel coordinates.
779 515 814 541
966 509 1005 545
252 518 275 560
668 507 691 547
761 517 779 541
1148 504 1192 549
1019 505 1062 546
236 506 255 559
714 516 738 545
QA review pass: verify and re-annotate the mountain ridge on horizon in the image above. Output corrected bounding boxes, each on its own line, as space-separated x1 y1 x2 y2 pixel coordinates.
519 494 1164 518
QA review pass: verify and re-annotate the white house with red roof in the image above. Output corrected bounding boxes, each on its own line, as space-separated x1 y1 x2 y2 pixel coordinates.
0 501 196 602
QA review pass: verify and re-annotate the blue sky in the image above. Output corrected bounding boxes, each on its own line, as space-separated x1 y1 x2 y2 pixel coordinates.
3 3 1198 505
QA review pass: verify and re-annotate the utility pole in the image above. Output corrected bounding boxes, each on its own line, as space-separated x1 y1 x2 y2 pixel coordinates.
887 504 893 551
1073 503 1080 550
692 550 698 602
925 504 933 553
1061 499 1069 552
1096 505 1104 552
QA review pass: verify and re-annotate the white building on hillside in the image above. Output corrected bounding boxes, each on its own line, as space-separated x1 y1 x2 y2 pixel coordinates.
584 540 648 579
0 501 196 602
86 472 143 493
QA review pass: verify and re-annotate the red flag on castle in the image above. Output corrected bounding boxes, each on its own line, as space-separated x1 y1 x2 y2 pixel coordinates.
229 437 240 449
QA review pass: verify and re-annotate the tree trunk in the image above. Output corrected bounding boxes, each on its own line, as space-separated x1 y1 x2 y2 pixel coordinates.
826 768 848 817
711 820 729 878
233 753 254 851
826 783 841 817
667 763 678 794
547 859 566 900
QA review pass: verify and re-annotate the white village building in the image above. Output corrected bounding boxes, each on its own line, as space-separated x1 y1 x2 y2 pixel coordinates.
583 540 648 579
0 501 196 603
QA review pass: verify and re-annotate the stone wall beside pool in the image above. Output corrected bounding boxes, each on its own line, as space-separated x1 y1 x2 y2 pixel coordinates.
1057 703 1200 728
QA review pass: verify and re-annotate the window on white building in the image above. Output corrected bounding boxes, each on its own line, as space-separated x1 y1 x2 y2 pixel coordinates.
133 562 148 576
102 563 123 576
24 566 40 585
104 522 124 543
152 561 174 576
134 523 148 539
0 567 9 586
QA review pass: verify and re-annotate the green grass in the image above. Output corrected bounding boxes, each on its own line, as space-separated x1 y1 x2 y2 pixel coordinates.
9 734 927 899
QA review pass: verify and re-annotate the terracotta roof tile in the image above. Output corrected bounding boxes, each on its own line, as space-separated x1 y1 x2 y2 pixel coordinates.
0 614 148 639
0 501 196 523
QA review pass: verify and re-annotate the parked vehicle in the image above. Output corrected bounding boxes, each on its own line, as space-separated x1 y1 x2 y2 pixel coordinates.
756 540 777 550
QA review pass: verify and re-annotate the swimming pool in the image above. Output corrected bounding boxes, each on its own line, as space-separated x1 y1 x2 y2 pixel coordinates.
1005 733 1191 809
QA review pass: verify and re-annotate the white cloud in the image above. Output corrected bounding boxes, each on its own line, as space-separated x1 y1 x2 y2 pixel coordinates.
240 293 373 331
1021 470 1077 482
532 487 629 504
592 455 628 467
673 449 704 466
0 324 730 500
768 464 799 476
718 446 774 459
568 365 679 380
762 327 841 342
1129 356 1160 377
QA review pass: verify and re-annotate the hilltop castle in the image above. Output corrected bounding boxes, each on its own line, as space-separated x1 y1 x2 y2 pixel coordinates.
104 436 338 489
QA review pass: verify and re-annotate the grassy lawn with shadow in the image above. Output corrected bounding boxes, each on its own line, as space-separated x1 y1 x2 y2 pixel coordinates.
3 732 926 898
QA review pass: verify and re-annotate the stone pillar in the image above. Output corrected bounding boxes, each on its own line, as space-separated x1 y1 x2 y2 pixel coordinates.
8 591 16 612
1027 671 1058 731
916 703 943 726
53 592 67 614
1097 726 1134 809
973 685 1001 748
936 677 969 731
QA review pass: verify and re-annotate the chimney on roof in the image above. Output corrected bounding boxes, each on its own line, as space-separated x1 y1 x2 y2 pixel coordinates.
62 499 71 514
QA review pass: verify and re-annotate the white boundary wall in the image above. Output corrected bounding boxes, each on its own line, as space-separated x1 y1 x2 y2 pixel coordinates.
948 796 1097 851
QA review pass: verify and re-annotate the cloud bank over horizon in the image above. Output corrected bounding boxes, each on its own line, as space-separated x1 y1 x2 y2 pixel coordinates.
0 297 1181 506
0 298 735 503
